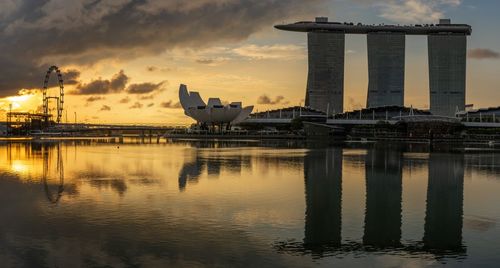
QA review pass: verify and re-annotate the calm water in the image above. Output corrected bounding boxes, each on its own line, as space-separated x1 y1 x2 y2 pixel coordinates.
0 139 499 267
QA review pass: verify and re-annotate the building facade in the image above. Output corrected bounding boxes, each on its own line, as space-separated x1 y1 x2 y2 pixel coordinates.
428 34 467 116
276 18 471 117
306 31 345 114
367 33 405 108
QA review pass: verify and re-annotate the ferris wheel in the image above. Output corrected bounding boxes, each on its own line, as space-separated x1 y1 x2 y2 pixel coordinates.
43 66 65 123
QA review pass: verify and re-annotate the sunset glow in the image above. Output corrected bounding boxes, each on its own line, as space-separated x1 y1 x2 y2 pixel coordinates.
0 1 498 124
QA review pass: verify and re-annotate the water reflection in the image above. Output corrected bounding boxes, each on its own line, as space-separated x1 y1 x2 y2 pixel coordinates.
424 153 465 255
465 153 500 178
178 153 205 191
4 142 65 204
276 146 467 260
363 148 402 248
303 148 342 251
42 144 64 204
177 147 302 192
1 141 499 266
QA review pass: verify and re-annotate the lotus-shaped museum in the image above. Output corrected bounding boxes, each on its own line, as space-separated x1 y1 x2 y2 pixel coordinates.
179 84 254 124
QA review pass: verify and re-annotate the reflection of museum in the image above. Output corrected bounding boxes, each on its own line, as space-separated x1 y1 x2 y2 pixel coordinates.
302 147 465 256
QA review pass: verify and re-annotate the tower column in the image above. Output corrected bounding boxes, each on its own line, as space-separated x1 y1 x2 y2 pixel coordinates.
428 33 467 116
367 33 405 108
306 31 345 114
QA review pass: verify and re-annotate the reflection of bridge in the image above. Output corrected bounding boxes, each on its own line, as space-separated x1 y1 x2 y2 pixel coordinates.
278 147 465 258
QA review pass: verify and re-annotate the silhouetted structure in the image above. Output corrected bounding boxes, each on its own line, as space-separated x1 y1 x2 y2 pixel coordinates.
6 66 65 134
275 146 468 259
363 147 403 247
177 149 252 191
304 148 343 250
428 34 467 116
424 153 465 253
306 30 345 113
276 18 471 116
367 33 405 108
43 65 65 123
178 157 205 191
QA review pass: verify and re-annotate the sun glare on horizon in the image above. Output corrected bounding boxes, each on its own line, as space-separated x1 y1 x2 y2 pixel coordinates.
0 93 40 113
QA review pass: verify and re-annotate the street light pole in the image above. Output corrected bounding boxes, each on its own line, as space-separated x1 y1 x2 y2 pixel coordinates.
8 103 12 136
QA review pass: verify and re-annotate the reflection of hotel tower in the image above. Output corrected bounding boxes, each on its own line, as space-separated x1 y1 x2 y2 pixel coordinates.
363 148 402 247
424 153 465 252
303 148 342 247
302 148 465 255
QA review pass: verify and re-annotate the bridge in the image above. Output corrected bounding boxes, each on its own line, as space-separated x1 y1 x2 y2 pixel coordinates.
0 121 179 137
52 123 176 132
43 123 178 138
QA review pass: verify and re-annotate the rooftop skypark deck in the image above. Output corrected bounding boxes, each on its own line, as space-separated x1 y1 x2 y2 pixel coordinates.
275 18 472 35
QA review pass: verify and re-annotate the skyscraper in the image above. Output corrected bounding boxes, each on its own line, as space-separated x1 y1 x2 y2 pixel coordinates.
367 33 405 108
428 34 467 116
275 18 471 115
306 31 345 114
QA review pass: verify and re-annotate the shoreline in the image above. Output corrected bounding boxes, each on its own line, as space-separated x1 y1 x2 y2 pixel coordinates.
1 134 499 150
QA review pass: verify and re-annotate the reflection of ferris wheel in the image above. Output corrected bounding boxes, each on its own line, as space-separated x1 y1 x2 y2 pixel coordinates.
43 66 64 123
43 144 64 204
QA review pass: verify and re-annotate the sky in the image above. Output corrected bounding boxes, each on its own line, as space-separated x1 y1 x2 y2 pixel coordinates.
0 0 499 125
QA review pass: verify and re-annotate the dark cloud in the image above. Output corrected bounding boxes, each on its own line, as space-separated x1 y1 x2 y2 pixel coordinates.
160 101 182 109
146 66 173 72
0 65 81 96
138 95 155 100
73 71 129 95
100 105 111 111
196 59 215 64
127 81 166 94
257 95 286 105
0 0 324 97
468 48 500 60
86 96 105 102
62 70 82 86
257 95 272 104
119 97 131 104
129 102 143 109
